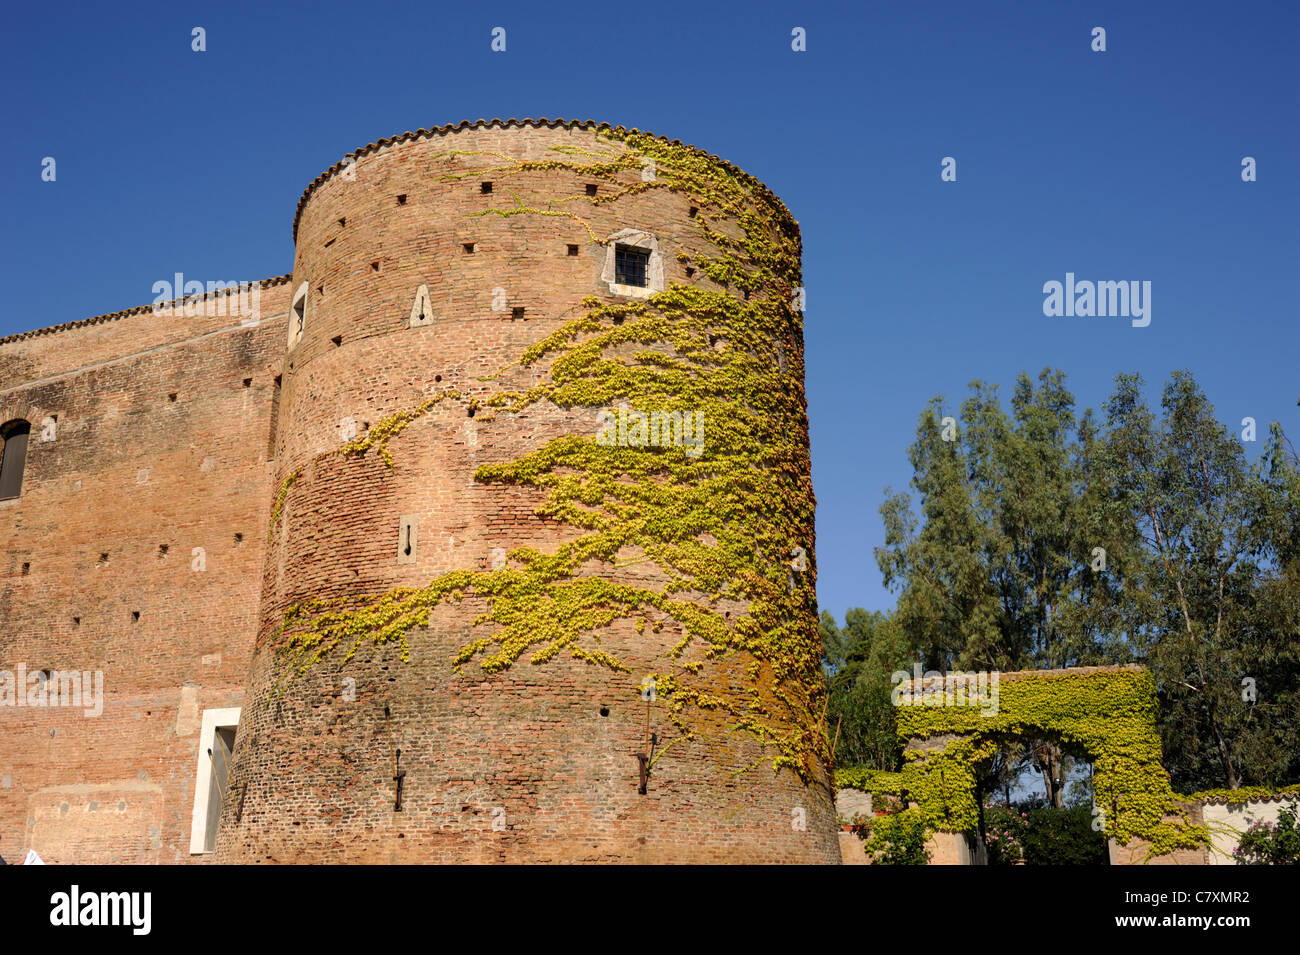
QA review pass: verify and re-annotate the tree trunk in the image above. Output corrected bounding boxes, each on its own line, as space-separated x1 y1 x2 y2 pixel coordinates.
1034 740 1066 808
1207 699 1240 789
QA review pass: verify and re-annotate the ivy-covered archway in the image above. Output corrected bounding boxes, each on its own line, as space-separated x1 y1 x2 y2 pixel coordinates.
838 665 1210 860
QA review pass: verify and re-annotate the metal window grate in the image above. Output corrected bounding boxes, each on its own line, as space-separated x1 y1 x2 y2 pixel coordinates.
615 244 651 287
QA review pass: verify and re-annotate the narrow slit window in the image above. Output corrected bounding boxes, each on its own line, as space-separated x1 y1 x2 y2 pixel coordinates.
267 375 282 460
288 282 308 350
397 515 418 564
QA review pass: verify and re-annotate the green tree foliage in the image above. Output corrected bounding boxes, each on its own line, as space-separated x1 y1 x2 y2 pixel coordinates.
821 609 909 770
876 371 1132 803
877 371 1128 677
873 368 1300 795
1098 373 1300 791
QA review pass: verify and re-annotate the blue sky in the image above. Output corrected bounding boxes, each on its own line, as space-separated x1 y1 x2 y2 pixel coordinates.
2 0 1296 621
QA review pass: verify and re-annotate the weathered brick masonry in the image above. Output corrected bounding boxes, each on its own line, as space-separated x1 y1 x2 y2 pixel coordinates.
1 119 839 864
0 281 290 863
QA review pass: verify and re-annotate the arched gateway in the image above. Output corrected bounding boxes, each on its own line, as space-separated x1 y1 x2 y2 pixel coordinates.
839 665 1211 864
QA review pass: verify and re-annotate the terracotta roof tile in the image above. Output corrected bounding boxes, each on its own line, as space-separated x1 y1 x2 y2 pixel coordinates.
1196 787 1300 806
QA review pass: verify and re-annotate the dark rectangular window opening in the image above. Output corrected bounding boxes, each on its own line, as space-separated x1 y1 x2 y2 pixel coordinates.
0 420 31 500
585 184 598 196
397 194 407 205
614 244 651 288
480 182 493 194
511 307 525 321
463 242 476 254
567 244 579 256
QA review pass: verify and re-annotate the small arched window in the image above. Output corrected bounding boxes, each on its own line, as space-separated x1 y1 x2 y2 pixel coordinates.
0 419 32 500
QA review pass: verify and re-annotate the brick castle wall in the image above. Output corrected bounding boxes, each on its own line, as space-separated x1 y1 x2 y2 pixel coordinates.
0 284 289 862
1 121 838 864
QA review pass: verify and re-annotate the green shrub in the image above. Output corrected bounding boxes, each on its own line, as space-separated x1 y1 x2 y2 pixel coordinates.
982 802 1028 865
862 808 931 865
1233 803 1300 865
1021 806 1108 865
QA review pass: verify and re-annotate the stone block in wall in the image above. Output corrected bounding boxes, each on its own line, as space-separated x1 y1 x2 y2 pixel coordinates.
835 787 873 821
28 781 164 864
839 831 870 865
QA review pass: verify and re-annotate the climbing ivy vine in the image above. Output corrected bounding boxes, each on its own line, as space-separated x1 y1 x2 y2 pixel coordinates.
835 667 1215 858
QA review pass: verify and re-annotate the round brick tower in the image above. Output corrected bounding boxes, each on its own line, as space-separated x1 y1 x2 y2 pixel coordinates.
216 119 839 863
